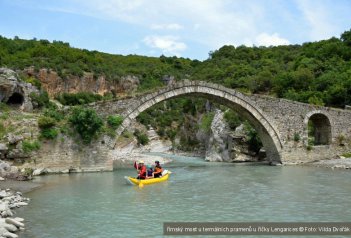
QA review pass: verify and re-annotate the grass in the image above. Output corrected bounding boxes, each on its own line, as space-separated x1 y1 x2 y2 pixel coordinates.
341 152 351 158
22 140 41 153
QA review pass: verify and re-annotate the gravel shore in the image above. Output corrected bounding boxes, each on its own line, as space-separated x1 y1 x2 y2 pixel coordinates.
307 157 351 169
0 180 43 194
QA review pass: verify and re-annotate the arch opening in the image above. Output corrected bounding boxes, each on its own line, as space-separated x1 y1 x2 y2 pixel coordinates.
115 84 283 163
6 92 24 106
307 113 331 145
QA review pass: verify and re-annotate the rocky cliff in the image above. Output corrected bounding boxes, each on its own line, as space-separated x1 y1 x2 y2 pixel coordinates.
23 67 140 97
0 68 39 111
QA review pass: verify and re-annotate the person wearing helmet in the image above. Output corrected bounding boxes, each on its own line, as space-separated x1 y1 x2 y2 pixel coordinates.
136 160 146 179
153 160 163 178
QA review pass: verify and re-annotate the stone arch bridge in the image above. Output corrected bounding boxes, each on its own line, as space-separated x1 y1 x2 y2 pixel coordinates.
37 80 351 172
89 80 351 167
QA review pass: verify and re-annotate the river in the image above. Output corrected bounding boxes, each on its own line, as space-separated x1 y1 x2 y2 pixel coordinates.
17 154 351 238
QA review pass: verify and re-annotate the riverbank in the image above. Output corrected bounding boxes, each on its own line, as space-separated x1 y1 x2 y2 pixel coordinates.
0 180 43 194
308 157 351 169
0 187 31 238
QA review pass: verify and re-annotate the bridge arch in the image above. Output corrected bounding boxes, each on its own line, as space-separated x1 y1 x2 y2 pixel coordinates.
304 110 332 146
115 81 283 162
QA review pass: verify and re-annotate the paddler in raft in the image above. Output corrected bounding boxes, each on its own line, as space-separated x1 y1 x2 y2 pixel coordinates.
135 160 147 179
153 160 163 178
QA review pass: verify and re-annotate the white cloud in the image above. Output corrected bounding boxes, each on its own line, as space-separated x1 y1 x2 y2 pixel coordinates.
32 0 351 58
296 0 337 40
255 33 290 46
143 35 187 56
150 23 183 30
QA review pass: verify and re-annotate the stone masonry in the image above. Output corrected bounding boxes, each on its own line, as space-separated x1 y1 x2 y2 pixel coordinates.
93 80 351 164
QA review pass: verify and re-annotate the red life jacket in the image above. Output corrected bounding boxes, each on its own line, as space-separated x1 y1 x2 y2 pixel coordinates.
138 165 146 179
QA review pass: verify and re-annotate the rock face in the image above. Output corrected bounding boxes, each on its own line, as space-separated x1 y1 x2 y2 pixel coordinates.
23 67 140 97
0 68 39 111
112 123 172 168
204 110 231 162
202 110 259 162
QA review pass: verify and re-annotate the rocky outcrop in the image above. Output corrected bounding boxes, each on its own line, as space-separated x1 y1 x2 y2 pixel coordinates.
204 110 231 162
0 189 29 238
23 67 141 97
0 68 39 112
112 124 172 168
202 110 260 162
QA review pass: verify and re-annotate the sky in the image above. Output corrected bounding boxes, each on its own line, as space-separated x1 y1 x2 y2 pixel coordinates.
0 0 350 60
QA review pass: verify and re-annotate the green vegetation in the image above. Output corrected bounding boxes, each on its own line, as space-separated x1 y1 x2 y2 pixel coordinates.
200 112 215 133
0 121 5 138
223 110 241 130
293 133 300 142
134 129 149 145
69 107 103 143
37 115 59 139
342 152 351 158
337 134 346 146
107 115 123 129
38 116 56 129
56 92 103 105
21 75 42 89
40 128 59 139
1 29 351 151
29 91 50 108
22 140 41 153
243 122 263 153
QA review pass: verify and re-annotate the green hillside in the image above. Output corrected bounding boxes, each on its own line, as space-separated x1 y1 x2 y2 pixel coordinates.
1 29 351 108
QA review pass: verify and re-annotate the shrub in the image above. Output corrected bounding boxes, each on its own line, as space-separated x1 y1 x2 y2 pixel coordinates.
38 116 56 129
341 152 351 158
23 76 42 89
224 110 241 130
43 107 64 121
0 122 5 138
56 92 103 105
22 140 41 153
200 112 214 133
244 122 262 153
122 130 133 138
293 133 300 142
134 129 149 145
107 115 123 129
0 102 10 112
29 91 50 108
69 107 103 143
40 128 59 139
337 134 345 146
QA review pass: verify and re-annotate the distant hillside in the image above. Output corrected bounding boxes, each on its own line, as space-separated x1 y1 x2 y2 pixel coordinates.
0 29 350 107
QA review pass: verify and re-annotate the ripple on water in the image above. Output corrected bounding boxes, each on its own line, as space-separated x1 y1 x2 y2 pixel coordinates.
16 157 351 238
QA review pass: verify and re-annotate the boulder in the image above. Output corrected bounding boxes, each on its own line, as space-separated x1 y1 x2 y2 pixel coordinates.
0 162 10 172
0 191 9 199
5 218 24 228
0 144 8 152
2 231 18 238
6 134 23 145
32 168 48 176
3 224 17 232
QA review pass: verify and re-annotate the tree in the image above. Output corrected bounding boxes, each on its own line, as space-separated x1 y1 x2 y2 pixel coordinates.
69 107 103 143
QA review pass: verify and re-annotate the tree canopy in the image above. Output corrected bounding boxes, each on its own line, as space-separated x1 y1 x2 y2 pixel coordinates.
1 29 351 108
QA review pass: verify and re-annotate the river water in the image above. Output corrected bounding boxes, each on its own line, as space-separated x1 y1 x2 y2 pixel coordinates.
17 154 351 238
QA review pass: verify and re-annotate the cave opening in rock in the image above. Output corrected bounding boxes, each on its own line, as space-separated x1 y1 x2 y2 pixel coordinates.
6 92 24 106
